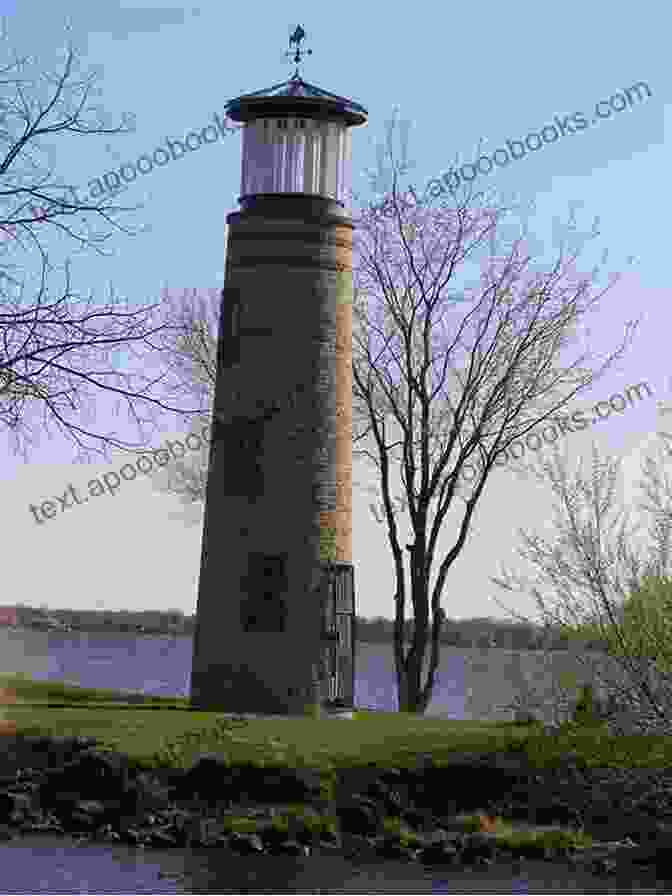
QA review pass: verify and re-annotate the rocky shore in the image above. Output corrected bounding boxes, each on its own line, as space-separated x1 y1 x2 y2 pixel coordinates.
1 733 671 883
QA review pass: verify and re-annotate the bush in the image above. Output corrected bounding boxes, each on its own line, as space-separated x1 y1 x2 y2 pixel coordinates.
571 684 598 726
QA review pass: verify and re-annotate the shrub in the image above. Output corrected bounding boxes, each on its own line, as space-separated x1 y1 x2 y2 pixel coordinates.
571 684 598 726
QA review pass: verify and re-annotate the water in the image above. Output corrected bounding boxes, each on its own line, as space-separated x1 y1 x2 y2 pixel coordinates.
1 627 467 715
0 835 666 893
1 627 618 722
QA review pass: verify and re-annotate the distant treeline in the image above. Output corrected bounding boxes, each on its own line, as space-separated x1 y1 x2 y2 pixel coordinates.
12 604 193 636
355 615 609 651
11 604 609 651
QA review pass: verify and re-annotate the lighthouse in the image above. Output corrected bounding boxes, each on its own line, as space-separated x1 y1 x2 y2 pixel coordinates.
190 27 367 716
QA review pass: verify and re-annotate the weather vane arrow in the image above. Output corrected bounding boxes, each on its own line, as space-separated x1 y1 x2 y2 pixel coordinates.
285 25 312 78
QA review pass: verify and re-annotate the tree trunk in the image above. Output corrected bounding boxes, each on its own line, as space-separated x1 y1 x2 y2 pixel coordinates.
396 628 430 713
395 544 436 714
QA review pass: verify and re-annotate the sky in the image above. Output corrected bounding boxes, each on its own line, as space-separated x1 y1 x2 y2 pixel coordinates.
1 0 670 626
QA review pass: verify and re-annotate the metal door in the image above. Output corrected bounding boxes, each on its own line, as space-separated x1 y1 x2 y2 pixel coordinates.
320 562 355 707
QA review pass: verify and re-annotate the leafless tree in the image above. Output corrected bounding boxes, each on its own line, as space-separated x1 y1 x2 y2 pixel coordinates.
147 286 218 512
347 116 640 714
147 282 330 521
489 416 672 735
0 32 200 462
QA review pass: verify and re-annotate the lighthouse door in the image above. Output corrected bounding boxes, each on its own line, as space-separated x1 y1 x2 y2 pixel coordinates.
319 562 355 708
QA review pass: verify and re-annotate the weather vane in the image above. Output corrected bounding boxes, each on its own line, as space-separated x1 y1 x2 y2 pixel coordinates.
285 25 312 79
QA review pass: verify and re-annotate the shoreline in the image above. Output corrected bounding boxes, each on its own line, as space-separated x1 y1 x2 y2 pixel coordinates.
2 832 666 895
0 733 669 885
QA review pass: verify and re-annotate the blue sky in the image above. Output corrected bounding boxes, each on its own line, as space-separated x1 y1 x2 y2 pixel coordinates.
2 0 670 624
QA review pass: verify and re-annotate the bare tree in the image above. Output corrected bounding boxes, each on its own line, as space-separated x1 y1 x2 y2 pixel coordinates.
147 283 330 522
144 284 308 518
347 116 639 714
489 420 672 735
0 32 201 461
147 286 219 512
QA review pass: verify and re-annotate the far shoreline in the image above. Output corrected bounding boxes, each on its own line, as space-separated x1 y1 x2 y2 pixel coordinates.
4 625 610 653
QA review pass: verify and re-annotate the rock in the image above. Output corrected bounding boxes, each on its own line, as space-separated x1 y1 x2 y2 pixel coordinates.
418 840 460 865
120 827 144 846
529 799 583 828
259 767 323 804
459 831 498 864
319 827 341 847
174 754 231 803
592 857 618 875
132 772 174 812
375 836 415 860
317 840 343 856
258 824 289 853
148 827 179 848
422 828 459 847
68 809 102 831
369 777 407 816
11 780 40 796
335 795 382 836
39 752 176 836
175 755 324 808
403 755 524 816
401 806 434 831
228 831 265 854
73 800 107 818
278 839 310 856
340 832 379 860
166 809 206 844
39 750 133 806
0 791 33 822
0 736 98 780
93 824 121 843
72 737 98 751
7 731 672 878
582 806 661 844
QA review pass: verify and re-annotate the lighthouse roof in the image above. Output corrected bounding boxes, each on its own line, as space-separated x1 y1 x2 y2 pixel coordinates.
225 74 368 127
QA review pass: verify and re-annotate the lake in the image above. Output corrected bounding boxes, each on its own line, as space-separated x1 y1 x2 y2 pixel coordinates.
0 627 623 723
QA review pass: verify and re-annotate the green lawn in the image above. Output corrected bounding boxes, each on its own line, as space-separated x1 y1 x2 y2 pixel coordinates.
1 672 670 778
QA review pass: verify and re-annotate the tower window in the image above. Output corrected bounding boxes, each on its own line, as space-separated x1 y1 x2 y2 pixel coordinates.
218 287 242 369
241 553 288 633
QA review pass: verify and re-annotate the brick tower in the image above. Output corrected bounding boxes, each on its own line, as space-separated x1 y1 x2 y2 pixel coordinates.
190 27 367 715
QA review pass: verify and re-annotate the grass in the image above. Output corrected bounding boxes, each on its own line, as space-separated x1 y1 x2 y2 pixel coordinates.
0 673 670 779
381 812 595 853
0 672 191 708
2 673 668 855
218 806 339 838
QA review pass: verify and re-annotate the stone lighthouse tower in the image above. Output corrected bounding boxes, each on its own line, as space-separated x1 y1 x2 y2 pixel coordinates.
190 27 367 715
